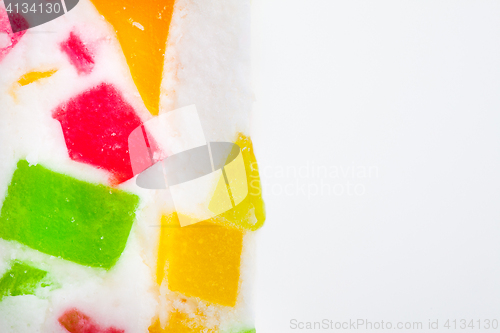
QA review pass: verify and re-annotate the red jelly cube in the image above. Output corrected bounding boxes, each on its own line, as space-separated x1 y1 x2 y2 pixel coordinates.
60 31 95 75
53 83 155 184
59 308 124 333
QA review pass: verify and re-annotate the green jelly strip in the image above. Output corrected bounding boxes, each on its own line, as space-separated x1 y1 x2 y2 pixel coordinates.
0 160 139 269
0 262 49 301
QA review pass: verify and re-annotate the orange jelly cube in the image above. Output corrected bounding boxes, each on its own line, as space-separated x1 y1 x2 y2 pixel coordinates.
89 0 175 115
157 213 243 307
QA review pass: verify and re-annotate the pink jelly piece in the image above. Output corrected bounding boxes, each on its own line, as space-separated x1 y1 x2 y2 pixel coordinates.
59 308 124 333
60 31 95 75
53 83 159 185
0 6 28 62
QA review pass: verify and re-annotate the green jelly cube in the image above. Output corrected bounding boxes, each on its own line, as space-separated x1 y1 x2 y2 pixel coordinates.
0 262 50 301
0 160 139 269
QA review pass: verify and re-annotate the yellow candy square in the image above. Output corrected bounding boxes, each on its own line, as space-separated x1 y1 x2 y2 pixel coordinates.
158 213 243 307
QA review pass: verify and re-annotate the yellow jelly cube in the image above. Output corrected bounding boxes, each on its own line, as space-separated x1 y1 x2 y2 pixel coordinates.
207 134 266 231
157 213 243 307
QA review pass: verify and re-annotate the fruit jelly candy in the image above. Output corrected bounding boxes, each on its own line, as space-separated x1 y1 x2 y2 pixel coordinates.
157 213 243 307
0 5 27 62
0 160 139 269
60 31 95 75
59 308 124 333
17 69 57 86
53 83 155 185
0 261 50 301
148 311 217 333
89 0 175 115
207 134 266 231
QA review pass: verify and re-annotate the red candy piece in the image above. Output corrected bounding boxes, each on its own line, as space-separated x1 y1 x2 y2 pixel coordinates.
53 83 154 185
0 5 28 62
59 308 124 333
60 31 95 75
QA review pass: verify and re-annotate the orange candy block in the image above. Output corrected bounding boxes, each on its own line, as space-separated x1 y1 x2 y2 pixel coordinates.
89 0 175 115
158 213 243 307
149 311 217 333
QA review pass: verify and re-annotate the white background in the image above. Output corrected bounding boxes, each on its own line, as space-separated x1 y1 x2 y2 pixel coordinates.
251 1 500 332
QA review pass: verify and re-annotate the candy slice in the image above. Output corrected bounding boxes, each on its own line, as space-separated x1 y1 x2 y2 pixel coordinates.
157 213 243 307
206 134 266 231
9 68 58 101
17 69 57 86
0 160 139 269
53 83 156 185
89 0 175 115
0 262 51 301
59 308 124 333
0 4 27 62
60 32 95 75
